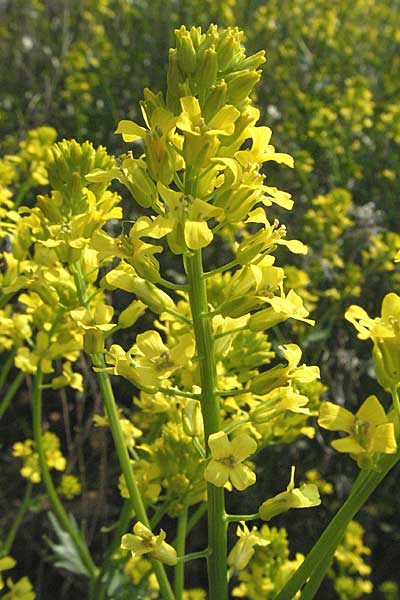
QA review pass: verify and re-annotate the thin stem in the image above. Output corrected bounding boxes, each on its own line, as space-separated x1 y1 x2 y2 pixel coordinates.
213 326 247 339
72 260 174 598
275 451 400 600
32 367 98 579
185 249 228 600
0 293 14 309
90 500 133 600
0 371 24 420
216 389 245 397
226 513 260 523
0 350 16 392
159 277 188 292
91 353 175 600
159 386 201 400
204 259 238 278
187 503 207 534
164 307 192 325
192 437 206 458
2 481 33 555
174 506 188 600
223 418 250 436
179 549 209 563
391 385 400 419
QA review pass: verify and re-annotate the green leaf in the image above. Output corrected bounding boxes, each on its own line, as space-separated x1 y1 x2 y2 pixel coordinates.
46 512 91 577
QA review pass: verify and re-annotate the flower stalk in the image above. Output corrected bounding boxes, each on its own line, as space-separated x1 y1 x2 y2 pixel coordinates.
185 248 228 600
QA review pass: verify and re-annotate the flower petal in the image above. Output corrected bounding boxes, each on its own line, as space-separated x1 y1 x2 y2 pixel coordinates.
230 464 256 491
356 395 388 426
230 433 257 462
318 402 355 433
208 431 231 459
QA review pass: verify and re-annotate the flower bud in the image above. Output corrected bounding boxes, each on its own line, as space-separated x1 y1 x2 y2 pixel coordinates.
226 70 261 106
176 25 197 74
83 330 104 354
182 399 204 437
197 47 218 90
122 157 158 208
373 342 400 390
118 300 146 329
203 81 228 122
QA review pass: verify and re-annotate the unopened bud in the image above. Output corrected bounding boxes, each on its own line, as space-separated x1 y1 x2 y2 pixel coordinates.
182 399 204 437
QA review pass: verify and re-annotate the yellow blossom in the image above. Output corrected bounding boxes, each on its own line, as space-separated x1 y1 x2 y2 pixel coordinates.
259 466 321 520
204 431 257 491
318 396 397 468
121 521 177 566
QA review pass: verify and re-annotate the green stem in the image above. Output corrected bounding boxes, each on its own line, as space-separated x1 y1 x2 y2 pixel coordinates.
226 513 260 523
204 259 238 278
91 353 175 600
164 308 192 325
391 385 400 419
185 250 228 600
275 452 400 600
32 367 98 579
72 259 174 598
213 326 247 339
0 371 24 420
159 277 188 292
0 293 14 309
187 503 207 534
0 350 16 392
174 506 188 600
159 386 201 399
300 540 338 600
2 481 32 555
90 500 133 600
179 549 209 563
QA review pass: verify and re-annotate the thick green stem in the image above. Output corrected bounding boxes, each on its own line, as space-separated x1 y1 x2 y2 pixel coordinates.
32 368 98 579
0 371 24 420
185 250 228 600
174 506 188 599
275 451 400 600
2 481 32 555
91 354 175 600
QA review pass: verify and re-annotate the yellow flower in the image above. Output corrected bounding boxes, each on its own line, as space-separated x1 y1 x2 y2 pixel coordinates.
250 344 320 395
0 557 16 591
345 294 400 389
58 474 81 500
131 329 195 388
121 521 177 566
204 431 257 491
259 466 321 520
318 396 397 467
227 523 269 571
2 577 35 600
248 289 314 331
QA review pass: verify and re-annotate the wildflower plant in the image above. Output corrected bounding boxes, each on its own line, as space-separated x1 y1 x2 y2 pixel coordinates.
0 22 399 600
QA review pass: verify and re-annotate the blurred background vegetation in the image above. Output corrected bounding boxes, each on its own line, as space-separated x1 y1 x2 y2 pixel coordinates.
1 0 400 598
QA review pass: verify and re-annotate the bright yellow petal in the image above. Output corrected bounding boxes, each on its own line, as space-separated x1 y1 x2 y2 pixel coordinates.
184 221 213 250
331 437 365 454
208 431 231 459
370 423 397 454
230 464 256 491
115 120 147 142
318 402 355 433
356 395 388 427
204 460 230 487
230 433 257 462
